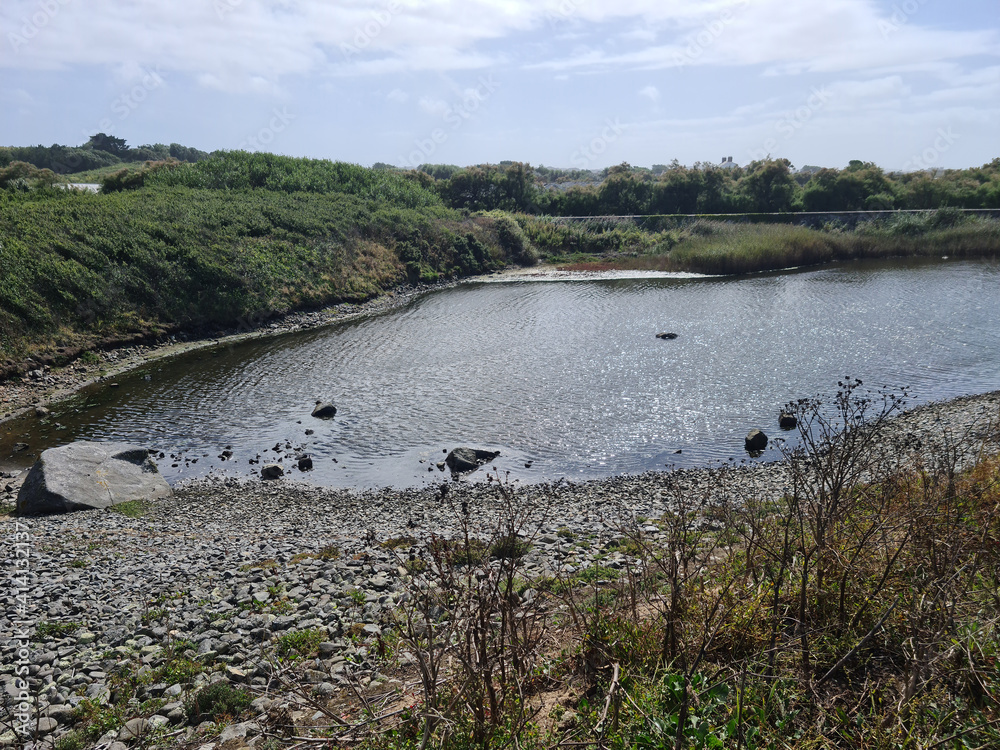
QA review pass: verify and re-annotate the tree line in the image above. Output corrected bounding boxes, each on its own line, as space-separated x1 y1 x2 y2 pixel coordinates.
0 134 208 176
3 138 998 216
414 157 1000 215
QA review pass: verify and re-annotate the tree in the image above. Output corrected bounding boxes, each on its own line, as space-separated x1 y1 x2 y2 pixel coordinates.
87 133 129 156
739 159 796 212
650 167 703 214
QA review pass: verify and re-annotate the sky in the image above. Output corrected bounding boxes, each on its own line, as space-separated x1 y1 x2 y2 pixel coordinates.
1 0 998 172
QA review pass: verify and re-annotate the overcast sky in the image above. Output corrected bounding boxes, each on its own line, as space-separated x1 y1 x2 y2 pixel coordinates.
2 0 998 171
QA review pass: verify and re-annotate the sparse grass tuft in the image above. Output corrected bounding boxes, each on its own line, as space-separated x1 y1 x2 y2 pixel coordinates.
110 499 150 518
34 620 81 640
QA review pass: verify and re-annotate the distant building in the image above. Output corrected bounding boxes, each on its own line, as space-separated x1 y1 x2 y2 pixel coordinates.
719 156 737 169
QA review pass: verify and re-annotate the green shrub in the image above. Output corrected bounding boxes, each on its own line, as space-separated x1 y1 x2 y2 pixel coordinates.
483 211 539 265
276 628 325 659
53 730 86 750
184 682 251 722
489 533 531 560
73 698 128 740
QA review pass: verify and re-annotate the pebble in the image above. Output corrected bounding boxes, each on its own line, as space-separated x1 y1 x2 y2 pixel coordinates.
0 390 997 747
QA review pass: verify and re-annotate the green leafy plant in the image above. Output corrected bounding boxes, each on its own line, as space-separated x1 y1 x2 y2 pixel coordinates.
184 682 251 723
34 621 81 640
276 628 325 660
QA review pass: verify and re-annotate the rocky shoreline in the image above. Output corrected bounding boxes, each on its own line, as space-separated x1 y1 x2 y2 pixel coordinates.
1 389 998 748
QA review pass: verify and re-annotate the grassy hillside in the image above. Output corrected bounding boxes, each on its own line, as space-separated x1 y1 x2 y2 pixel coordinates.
0 153 535 376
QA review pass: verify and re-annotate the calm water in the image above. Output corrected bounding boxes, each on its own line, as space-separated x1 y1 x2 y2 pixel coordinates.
3 258 999 487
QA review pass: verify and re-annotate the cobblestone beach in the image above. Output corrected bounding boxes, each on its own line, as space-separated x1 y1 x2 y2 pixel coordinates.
1 389 998 748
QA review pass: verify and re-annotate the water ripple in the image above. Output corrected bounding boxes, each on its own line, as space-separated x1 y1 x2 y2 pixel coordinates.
2 258 999 487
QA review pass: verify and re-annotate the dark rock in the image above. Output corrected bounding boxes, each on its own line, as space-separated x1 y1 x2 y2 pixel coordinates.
297 455 313 471
16 442 172 516
745 429 768 452
311 401 337 419
261 464 284 480
446 447 500 473
779 412 797 430
655 332 679 340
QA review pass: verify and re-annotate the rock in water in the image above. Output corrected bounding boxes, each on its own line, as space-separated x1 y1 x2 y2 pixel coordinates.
778 412 797 430
16 442 171 516
311 401 337 419
745 429 768 452
445 447 501 474
655 332 679 340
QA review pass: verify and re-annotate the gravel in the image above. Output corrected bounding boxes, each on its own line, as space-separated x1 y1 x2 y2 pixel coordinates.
1 389 997 748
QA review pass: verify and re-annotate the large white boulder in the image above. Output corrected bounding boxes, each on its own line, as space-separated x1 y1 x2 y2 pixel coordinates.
16 441 172 515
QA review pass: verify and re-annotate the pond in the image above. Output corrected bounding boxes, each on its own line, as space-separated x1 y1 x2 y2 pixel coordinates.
3 257 999 488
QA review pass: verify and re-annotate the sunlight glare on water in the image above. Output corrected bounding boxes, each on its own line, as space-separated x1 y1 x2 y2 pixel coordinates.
2 258 998 488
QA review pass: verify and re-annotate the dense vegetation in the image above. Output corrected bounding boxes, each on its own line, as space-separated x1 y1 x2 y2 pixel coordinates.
1 145 998 377
0 134 208 175
417 158 1000 215
0 151 535 375
512 211 1000 276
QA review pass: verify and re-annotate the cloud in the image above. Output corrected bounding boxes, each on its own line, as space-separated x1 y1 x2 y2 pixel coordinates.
386 88 409 103
826 76 911 107
639 85 660 102
0 0 996 105
418 96 449 117
620 27 657 43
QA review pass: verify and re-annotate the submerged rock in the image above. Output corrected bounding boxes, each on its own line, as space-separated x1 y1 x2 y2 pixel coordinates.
445 447 501 474
745 429 768 452
311 401 337 419
16 442 172 516
655 332 679 340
